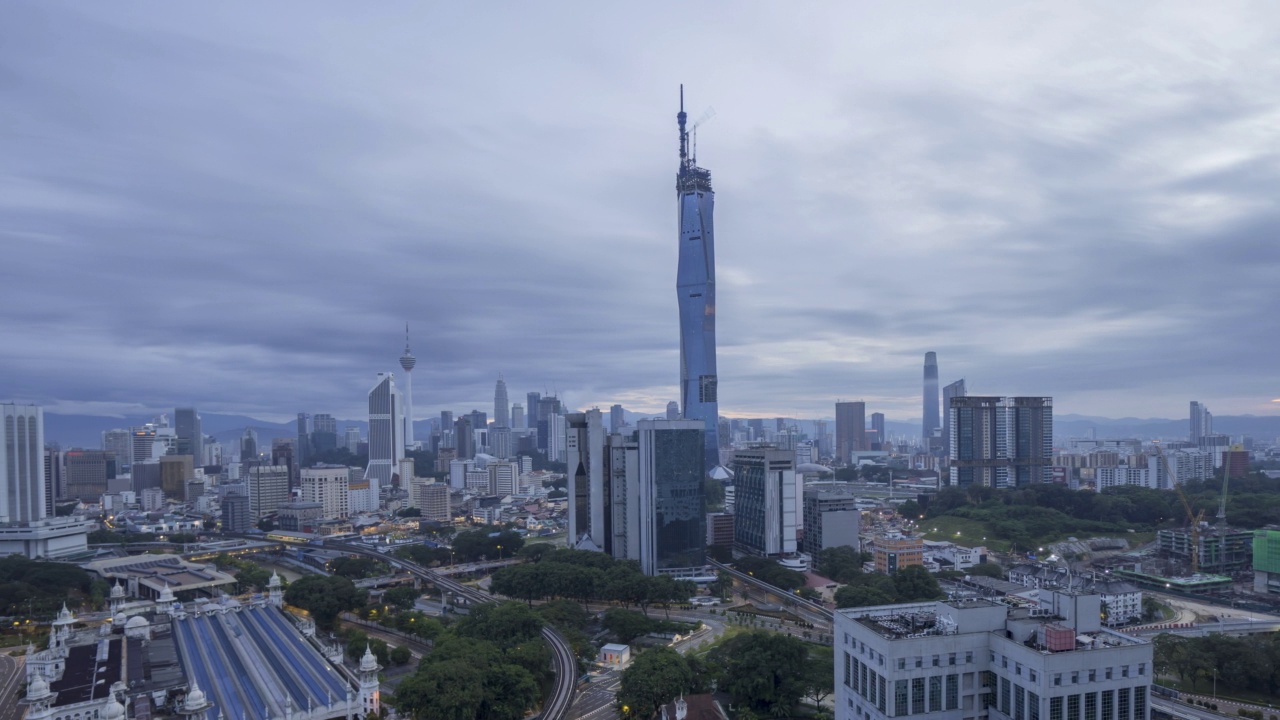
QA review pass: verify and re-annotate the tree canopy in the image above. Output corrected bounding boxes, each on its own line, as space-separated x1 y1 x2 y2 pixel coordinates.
283 575 366 629
835 564 943 609
391 601 547 720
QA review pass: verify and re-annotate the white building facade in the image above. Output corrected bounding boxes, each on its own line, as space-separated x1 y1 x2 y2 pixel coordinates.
835 593 1152 720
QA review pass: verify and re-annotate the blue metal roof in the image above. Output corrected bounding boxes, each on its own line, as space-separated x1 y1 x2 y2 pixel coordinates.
174 607 352 720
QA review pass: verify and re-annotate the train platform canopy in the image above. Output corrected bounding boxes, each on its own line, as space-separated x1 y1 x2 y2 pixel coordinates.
172 606 355 720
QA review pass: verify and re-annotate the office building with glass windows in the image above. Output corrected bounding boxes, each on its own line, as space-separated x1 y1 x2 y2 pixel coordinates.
637 419 708 577
835 590 1151 720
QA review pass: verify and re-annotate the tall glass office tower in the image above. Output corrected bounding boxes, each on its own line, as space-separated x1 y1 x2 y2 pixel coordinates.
676 87 720 471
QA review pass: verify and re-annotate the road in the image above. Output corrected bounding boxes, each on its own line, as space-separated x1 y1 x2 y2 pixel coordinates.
0 654 25 720
331 541 577 720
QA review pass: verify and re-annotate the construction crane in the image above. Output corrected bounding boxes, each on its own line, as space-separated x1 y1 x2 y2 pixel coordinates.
1155 443 1203 574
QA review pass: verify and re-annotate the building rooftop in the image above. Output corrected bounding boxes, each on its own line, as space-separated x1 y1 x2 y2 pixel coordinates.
84 555 237 596
51 638 123 707
173 606 352 720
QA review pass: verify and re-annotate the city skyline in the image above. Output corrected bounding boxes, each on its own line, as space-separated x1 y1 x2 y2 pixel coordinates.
4 3 1280 423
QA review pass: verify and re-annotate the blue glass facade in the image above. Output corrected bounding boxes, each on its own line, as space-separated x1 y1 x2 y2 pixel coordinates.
676 89 720 471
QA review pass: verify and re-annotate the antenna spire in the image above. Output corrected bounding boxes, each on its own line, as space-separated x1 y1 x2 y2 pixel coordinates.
677 84 688 167
404 323 411 354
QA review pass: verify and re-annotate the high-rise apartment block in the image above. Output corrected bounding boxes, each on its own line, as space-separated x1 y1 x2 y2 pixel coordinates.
923 352 940 445
247 464 290 522
675 89 721 472
731 447 797 558
2 405 91 557
365 372 404 501
835 592 1153 720
1188 401 1212 442
300 465 350 521
667 401 680 421
942 379 967 457
836 401 867 462
2 403 45 524
949 396 1053 488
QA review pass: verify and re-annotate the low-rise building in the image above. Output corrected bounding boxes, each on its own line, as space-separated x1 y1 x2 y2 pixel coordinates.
1007 565 1142 626
835 591 1153 720
873 536 924 574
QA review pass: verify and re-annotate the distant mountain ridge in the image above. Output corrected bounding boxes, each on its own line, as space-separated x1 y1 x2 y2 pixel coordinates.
42 410 1280 450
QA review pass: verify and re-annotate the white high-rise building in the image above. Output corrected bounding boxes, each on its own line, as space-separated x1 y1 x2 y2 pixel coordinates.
546 412 566 463
488 461 520 496
399 327 417 450
365 373 404 499
246 464 290 522
0 405 92 560
512 403 525 430
494 376 509 428
731 446 797 557
1 404 46 524
300 465 350 521
344 427 361 453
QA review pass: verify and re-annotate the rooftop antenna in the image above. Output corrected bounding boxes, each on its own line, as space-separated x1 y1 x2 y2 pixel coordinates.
678 84 688 167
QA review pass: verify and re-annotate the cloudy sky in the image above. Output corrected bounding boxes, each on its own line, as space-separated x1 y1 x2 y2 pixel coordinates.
3 2 1279 425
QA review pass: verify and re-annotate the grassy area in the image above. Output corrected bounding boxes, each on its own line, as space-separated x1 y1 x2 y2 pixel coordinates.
920 516 1150 556
919 516 1012 551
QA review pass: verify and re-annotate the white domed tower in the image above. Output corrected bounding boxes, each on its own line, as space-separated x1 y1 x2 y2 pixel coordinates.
23 672 56 720
267 571 283 608
156 582 176 615
50 604 75 654
178 680 211 720
109 580 127 615
357 644 381 716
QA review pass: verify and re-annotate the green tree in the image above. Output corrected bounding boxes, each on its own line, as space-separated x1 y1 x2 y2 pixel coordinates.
389 644 412 665
535 599 591 631
834 583 895 609
393 660 484 720
805 650 835 706
893 565 944 602
284 575 366 629
817 546 870 583
708 631 810 715
455 601 543 650
383 585 420 611
604 607 654 644
479 663 541 720
618 647 695 719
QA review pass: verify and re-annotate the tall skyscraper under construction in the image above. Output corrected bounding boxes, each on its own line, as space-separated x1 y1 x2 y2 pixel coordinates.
676 86 720 471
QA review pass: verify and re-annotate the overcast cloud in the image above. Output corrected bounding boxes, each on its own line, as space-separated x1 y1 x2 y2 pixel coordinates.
2 2 1278 424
